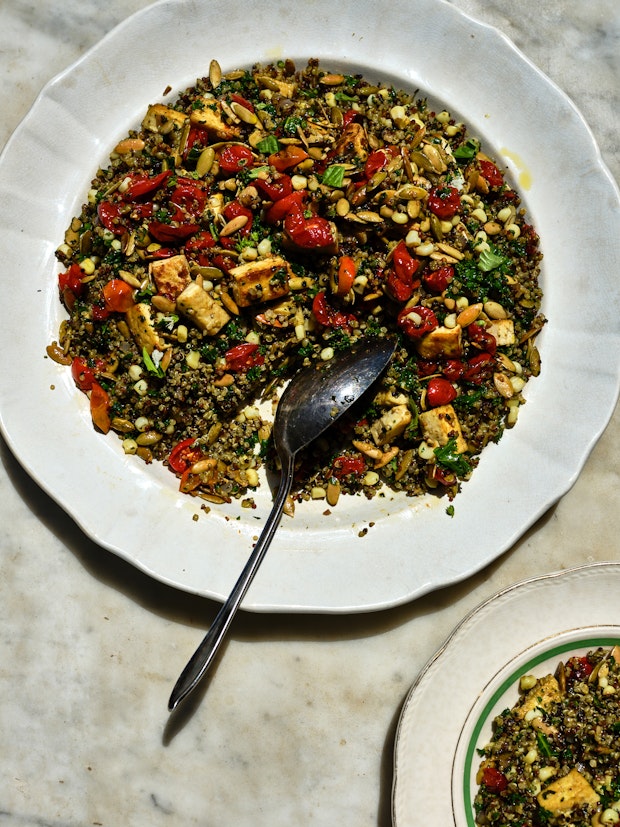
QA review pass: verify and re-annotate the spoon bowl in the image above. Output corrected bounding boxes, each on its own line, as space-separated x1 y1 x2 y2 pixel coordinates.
168 337 397 710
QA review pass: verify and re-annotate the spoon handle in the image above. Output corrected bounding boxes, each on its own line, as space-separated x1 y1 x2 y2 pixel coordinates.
168 453 295 710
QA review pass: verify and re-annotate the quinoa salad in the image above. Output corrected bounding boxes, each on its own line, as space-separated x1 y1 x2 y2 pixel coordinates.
49 58 544 511
474 646 620 827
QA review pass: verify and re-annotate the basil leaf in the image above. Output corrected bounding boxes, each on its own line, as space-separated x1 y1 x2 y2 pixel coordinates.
434 438 472 476
256 136 280 154
478 247 508 272
322 164 346 188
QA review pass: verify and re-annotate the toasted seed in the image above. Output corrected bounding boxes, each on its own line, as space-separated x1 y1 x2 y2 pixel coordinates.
209 59 222 89
220 214 249 236
114 137 146 154
335 197 350 217
437 242 464 260
230 100 258 125
196 146 215 177
326 480 341 506
136 431 163 447
493 372 514 398
220 291 239 315
456 302 483 327
355 210 384 223
483 300 507 319
46 341 72 365
320 73 345 86
111 417 136 433
214 373 234 387
151 294 176 313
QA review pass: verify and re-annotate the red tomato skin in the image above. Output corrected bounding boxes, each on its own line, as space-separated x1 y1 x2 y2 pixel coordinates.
268 145 309 172
218 144 254 173
423 265 454 293
102 279 135 313
397 305 439 339
467 323 497 355
479 160 504 187
332 455 366 479
481 767 508 793
426 377 457 407
254 174 293 203
97 201 126 235
168 438 203 474
427 186 461 219
284 209 335 249
224 343 264 372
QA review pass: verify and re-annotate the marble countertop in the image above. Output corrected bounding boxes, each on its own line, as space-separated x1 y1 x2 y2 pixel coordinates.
1 1 618 825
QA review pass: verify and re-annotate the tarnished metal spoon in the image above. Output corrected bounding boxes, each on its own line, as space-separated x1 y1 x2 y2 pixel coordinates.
168 337 397 710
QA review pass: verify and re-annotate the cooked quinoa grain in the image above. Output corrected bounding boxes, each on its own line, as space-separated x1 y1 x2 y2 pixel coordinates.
474 646 620 827
51 59 544 507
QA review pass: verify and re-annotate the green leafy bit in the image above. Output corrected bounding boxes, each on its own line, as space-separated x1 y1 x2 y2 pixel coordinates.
478 246 509 272
256 136 280 154
434 438 472 476
142 346 165 378
453 138 480 161
322 164 346 188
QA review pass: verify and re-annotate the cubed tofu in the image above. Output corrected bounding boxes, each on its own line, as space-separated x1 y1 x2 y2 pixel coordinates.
176 282 231 335
419 404 468 453
189 97 240 140
332 122 368 159
125 303 167 354
149 254 191 301
370 404 412 446
537 768 600 815
255 74 298 99
515 674 562 719
415 325 463 359
486 318 516 347
230 256 293 308
142 103 189 133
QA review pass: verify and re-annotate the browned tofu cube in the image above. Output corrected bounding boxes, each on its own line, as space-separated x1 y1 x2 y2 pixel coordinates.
230 256 293 308
419 404 468 453
415 324 463 359
125 303 167 354
176 282 231 335
189 98 240 141
149 254 191 301
537 768 600 815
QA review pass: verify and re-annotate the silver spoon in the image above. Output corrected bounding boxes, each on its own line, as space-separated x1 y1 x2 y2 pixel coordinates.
168 337 397 710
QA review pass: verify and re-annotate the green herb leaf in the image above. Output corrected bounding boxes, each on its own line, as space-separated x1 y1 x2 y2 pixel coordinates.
256 136 280 155
434 438 472 476
142 346 164 378
322 164 346 188
536 731 554 758
478 247 508 272
453 138 480 161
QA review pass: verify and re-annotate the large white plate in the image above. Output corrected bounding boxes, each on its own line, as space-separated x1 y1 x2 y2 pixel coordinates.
0 0 619 612
392 562 620 826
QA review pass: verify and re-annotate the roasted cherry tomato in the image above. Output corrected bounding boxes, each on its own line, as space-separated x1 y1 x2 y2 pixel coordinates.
265 190 305 224
218 144 254 173
337 255 356 295
224 343 265 372
124 169 171 201
423 265 454 293
481 767 508 793
479 160 504 187
97 200 126 235
268 145 309 172
170 179 208 215
148 221 200 244
185 231 217 251
284 208 336 250
168 438 204 474
363 146 399 179
468 323 497 355
341 109 358 128
229 93 255 113
427 185 461 219
426 377 457 407
71 357 100 391
58 263 85 307
312 291 354 329
332 454 366 479
397 305 439 339
254 173 293 203
102 279 135 313
442 359 466 381
386 241 421 302
89 381 111 434
463 352 495 384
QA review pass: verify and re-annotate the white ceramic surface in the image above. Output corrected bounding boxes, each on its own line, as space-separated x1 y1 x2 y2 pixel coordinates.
392 563 620 826
0 0 619 612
